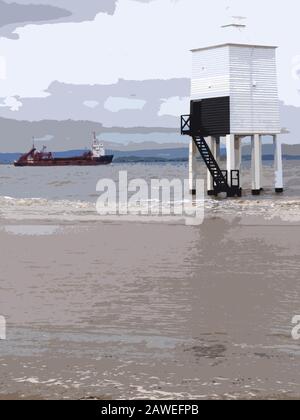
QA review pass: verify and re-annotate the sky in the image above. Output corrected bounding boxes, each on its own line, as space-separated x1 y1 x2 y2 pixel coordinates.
1 0 300 143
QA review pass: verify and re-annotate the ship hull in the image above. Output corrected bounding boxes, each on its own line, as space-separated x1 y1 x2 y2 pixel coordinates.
14 155 114 167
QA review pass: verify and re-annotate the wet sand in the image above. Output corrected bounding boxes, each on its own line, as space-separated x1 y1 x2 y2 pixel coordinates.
0 215 300 400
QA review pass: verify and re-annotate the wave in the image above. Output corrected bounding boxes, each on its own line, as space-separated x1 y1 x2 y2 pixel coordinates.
1 195 300 223
0 196 96 222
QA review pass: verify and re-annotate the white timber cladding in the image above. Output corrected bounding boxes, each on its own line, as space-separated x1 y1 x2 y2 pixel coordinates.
191 46 230 100
191 44 281 134
229 45 280 134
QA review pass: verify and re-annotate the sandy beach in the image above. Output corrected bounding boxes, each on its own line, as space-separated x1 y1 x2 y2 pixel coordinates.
0 161 300 399
0 208 300 399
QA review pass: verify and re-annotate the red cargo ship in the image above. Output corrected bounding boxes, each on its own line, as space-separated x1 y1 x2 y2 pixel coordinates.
14 134 113 167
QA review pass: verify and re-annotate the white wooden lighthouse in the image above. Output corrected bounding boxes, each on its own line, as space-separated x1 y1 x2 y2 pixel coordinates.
182 39 283 196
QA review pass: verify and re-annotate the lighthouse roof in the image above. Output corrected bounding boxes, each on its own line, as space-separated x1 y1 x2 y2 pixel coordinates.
191 43 277 53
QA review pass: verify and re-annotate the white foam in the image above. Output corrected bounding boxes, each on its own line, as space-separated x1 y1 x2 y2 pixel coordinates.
1 195 300 224
3 225 60 236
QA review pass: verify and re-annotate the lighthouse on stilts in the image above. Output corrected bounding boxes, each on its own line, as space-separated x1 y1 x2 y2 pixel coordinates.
181 20 283 198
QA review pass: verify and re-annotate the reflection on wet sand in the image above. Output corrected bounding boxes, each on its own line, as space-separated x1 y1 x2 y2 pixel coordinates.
0 215 299 400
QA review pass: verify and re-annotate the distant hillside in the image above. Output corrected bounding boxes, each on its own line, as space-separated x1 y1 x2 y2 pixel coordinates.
243 143 300 156
1 144 300 164
0 148 189 164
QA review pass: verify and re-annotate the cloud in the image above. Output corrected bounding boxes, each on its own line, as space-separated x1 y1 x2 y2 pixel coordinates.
4 0 117 20
0 0 200 97
104 97 146 112
0 0 156 39
34 134 54 142
0 55 6 79
83 100 99 109
0 0 72 39
158 96 190 117
0 95 23 111
0 0 300 108
0 78 190 127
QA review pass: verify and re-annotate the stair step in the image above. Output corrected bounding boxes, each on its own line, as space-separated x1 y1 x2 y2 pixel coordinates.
193 135 238 191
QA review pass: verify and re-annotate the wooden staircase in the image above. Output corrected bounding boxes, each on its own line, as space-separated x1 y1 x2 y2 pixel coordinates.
181 115 242 197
